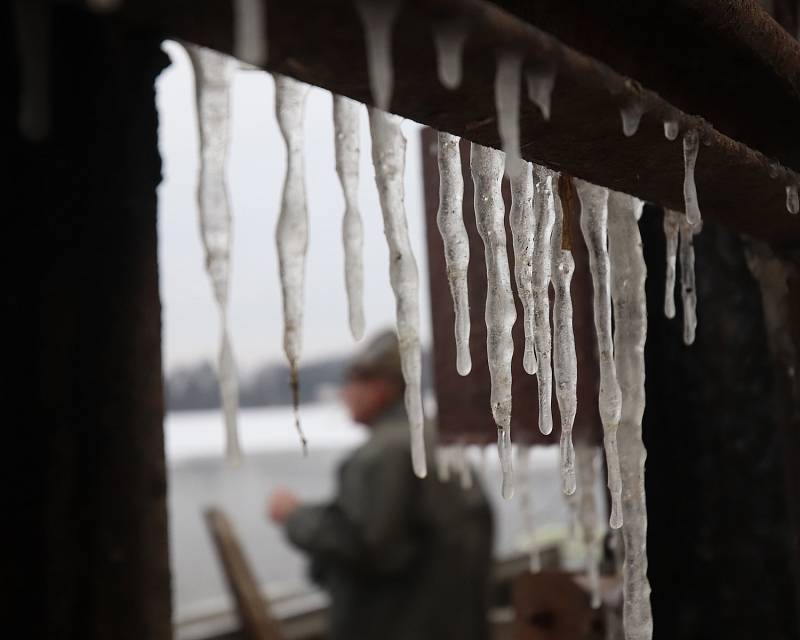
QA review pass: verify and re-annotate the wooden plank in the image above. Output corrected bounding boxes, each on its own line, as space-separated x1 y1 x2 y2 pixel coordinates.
118 0 800 246
205 508 285 640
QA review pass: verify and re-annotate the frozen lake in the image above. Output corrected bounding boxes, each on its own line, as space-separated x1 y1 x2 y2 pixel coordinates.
166 404 577 621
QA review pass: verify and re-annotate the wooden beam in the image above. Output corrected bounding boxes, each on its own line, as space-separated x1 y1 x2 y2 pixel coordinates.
119 0 800 246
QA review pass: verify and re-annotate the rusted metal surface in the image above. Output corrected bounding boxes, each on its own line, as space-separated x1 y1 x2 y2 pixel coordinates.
119 0 800 246
421 128 602 445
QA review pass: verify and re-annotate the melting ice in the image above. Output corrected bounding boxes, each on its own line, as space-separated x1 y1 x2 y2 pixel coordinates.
471 143 516 499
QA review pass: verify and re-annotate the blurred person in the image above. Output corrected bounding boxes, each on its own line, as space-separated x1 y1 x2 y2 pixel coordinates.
268 330 493 640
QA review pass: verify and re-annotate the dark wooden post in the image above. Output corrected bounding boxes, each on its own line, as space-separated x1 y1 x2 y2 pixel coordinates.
6 5 172 638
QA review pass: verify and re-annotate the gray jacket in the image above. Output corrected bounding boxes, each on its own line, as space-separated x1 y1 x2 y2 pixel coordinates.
285 403 493 640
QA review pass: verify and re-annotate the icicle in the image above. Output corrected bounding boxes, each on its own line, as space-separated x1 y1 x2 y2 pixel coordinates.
187 46 241 463
233 0 267 66
509 158 537 375
576 444 603 609
14 0 51 141
368 109 427 478
495 52 523 175
682 129 702 226
334 95 366 340
471 143 516 499
620 99 643 137
356 0 401 111
679 215 700 346
436 446 452 482
608 191 653 640
575 179 623 530
274 74 310 453
550 186 577 495
517 446 542 572
526 65 556 121
433 21 467 90
786 185 799 214
662 209 681 319
532 166 557 436
663 119 679 141
454 443 473 490
437 132 472 374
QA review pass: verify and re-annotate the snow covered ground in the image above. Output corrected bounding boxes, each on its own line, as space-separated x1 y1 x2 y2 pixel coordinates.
166 403 578 621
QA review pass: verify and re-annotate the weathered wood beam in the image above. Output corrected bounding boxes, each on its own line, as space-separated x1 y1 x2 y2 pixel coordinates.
491 0 800 174
120 0 800 246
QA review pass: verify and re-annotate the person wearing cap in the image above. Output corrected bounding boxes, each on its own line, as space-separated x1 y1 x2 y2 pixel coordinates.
267 329 493 640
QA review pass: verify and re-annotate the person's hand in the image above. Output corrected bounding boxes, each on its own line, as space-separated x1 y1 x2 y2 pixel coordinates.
268 488 300 525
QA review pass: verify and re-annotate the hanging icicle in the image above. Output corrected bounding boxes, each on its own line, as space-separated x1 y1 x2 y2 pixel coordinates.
550 184 577 495
575 179 623 530
786 185 799 214
576 444 603 609
495 52 523 175
453 443 473 490
368 108 427 478
437 132 472 375
662 209 681 319
356 0 401 111
608 190 653 640
471 142 516 499
275 74 310 453
233 0 267 66
433 20 468 90
663 119 679 141
436 445 452 482
334 95 366 341
532 166 557 436
682 129 702 226
517 445 542 572
509 158 537 375
620 98 643 137
679 215 700 346
526 64 556 121
187 45 241 463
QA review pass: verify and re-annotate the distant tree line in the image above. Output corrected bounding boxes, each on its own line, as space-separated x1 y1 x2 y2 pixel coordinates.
165 351 432 411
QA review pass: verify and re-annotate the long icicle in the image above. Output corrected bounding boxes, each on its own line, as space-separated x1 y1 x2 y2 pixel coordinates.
233 0 267 66
551 183 577 495
187 45 241 463
495 52 523 175
368 108 427 478
662 209 681 319
576 443 603 609
608 191 653 640
508 158 537 375
575 179 623 530
437 132 472 375
682 129 702 226
433 20 468 90
275 74 310 453
334 95 365 340
532 166 557 436
355 0 401 111
679 215 701 345
471 142 516 499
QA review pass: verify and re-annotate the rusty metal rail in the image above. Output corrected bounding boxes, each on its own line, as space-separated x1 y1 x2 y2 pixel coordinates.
119 0 800 246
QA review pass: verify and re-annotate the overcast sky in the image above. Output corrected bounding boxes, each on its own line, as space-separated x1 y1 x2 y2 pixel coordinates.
156 41 432 374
